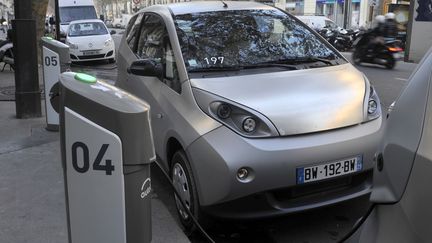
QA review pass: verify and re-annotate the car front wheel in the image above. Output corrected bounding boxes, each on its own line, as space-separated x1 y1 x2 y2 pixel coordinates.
170 150 209 235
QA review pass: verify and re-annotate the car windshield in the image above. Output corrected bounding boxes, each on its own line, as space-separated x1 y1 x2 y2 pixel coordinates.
68 22 108 37
174 8 342 72
60 6 97 24
325 20 338 29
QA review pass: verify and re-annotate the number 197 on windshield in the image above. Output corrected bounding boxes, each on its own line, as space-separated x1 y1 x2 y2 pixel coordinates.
204 56 224 65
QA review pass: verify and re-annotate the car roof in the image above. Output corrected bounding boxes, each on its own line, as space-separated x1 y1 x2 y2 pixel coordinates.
69 19 104 25
140 1 274 16
296 15 329 20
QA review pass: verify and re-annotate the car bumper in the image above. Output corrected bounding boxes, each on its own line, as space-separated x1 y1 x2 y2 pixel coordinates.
69 48 115 62
186 116 383 219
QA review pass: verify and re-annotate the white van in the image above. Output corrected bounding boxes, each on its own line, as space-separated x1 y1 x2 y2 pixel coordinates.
58 0 98 38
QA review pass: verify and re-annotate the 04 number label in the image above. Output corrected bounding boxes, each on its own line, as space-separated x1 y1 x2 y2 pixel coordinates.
71 142 115 175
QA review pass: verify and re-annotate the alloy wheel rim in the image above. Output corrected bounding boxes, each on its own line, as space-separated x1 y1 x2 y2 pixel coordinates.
172 163 191 220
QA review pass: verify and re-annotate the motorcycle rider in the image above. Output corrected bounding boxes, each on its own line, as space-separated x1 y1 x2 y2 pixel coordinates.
364 15 386 54
384 12 398 39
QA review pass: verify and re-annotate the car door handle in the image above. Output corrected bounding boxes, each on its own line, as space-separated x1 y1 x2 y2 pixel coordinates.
156 113 163 119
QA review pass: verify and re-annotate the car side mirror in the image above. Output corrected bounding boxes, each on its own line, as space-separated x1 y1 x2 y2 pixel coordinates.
110 30 116 35
127 59 162 77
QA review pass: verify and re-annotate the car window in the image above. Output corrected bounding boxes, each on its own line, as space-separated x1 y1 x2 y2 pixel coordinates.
325 20 337 29
136 14 181 92
126 13 144 52
174 9 342 72
68 22 108 36
163 41 181 93
136 14 166 60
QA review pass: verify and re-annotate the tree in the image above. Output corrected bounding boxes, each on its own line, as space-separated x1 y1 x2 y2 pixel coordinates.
31 0 50 59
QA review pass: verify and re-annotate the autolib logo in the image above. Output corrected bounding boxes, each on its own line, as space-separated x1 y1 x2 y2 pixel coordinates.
140 178 151 199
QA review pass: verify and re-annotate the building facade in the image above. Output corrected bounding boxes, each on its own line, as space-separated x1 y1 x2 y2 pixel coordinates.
0 0 13 24
281 0 372 27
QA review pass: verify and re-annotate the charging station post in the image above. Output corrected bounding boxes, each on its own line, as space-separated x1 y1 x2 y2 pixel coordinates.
59 72 155 243
41 37 70 131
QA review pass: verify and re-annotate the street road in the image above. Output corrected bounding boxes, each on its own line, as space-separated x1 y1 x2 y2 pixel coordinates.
71 34 418 242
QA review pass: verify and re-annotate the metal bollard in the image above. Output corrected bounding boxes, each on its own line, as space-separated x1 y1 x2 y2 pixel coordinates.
41 36 71 131
59 72 155 243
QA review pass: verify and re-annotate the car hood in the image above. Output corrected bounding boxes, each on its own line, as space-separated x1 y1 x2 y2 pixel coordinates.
67 34 110 49
190 64 367 136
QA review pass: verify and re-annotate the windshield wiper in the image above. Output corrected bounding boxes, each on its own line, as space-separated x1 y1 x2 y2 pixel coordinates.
242 62 299 70
188 66 242 72
295 57 336 66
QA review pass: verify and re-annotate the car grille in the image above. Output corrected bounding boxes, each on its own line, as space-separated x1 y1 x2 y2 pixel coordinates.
77 54 106 60
270 170 372 204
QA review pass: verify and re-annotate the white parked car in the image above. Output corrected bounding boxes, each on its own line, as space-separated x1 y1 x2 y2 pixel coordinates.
296 15 346 33
66 19 116 63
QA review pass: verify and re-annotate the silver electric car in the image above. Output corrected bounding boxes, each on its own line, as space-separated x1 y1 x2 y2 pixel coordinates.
116 1 383 231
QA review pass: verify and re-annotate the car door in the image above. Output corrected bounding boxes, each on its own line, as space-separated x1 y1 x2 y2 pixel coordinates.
117 13 166 155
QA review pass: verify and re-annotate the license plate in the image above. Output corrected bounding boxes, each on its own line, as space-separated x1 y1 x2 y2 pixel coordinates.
296 156 363 184
393 52 403 60
83 51 98 56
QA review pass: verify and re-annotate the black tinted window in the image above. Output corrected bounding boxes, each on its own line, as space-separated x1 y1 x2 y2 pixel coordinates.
174 9 340 71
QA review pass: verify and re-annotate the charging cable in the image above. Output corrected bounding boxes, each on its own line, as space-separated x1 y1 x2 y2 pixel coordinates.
336 203 376 243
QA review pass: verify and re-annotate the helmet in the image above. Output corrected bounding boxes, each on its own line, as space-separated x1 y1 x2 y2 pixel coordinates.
385 12 395 20
375 15 385 23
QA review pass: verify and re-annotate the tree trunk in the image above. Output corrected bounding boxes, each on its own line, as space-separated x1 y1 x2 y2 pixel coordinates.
31 0 50 61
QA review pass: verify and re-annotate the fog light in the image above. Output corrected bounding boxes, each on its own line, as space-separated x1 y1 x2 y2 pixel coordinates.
217 104 231 119
368 100 377 114
237 168 249 180
242 117 256 133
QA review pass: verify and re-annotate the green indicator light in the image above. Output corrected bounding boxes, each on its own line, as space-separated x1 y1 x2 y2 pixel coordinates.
74 73 97 84
43 36 54 40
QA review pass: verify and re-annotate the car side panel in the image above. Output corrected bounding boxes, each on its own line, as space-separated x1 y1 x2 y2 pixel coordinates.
370 47 432 203
115 18 165 157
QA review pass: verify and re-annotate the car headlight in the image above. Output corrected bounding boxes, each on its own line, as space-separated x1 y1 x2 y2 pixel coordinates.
193 88 279 138
365 84 381 121
66 40 78 49
104 39 112 47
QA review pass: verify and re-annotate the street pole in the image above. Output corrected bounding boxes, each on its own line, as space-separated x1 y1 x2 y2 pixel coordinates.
55 0 60 41
12 0 42 118
343 0 352 28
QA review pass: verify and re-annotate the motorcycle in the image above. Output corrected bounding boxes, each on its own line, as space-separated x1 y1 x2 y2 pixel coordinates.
352 31 403 69
0 29 14 71
318 27 353 52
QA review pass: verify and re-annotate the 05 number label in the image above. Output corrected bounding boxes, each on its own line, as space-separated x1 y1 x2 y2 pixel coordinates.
44 56 58 66
71 142 115 175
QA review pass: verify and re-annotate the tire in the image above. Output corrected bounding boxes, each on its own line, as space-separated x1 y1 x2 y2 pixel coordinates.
170 150 209 235
383 54 396 69
352 49 362 65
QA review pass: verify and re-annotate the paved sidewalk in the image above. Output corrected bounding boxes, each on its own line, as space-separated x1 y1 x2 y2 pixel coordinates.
0 70 189 243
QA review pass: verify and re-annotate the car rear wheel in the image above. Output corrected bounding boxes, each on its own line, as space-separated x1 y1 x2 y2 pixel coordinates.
170 150 209 235
383 54 396 69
